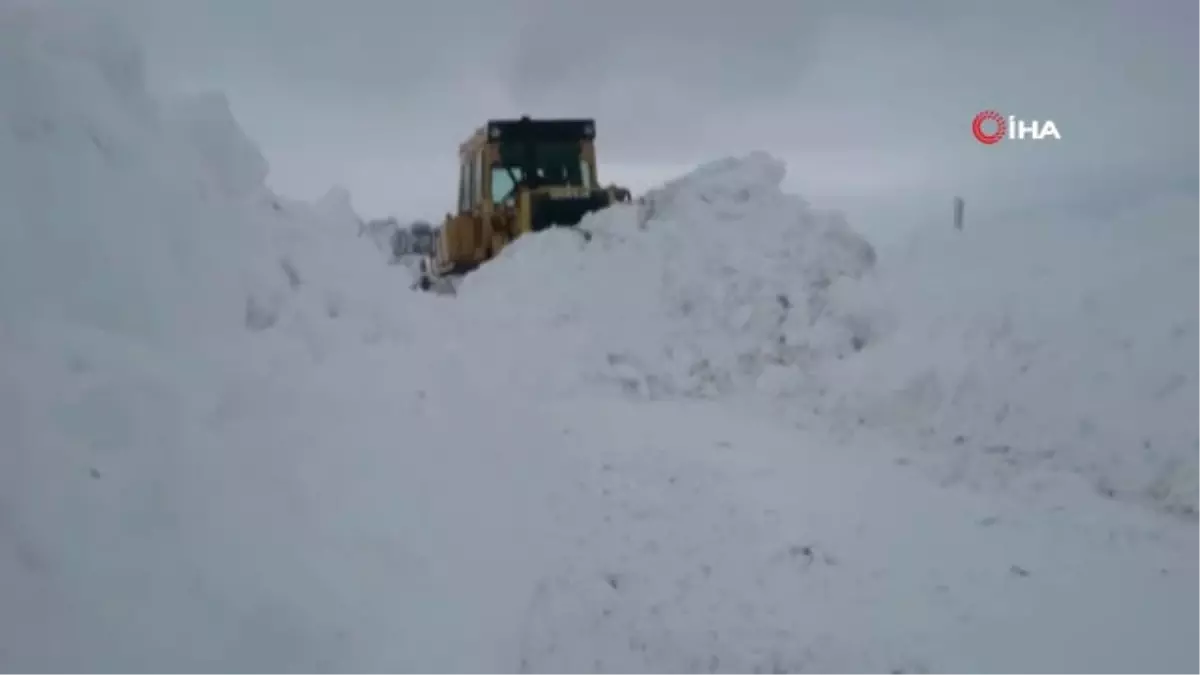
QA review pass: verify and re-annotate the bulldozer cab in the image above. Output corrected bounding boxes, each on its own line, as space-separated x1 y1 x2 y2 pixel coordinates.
425 116 629 281
487 118 597 204
469 117 604 229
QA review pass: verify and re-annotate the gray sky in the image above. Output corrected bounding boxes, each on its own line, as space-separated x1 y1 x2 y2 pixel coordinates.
108 0 1196 240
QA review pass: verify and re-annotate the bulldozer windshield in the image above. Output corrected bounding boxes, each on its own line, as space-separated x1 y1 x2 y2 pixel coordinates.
492 141 590 203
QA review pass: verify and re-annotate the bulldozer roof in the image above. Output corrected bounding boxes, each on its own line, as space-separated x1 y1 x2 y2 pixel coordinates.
460 116 596 155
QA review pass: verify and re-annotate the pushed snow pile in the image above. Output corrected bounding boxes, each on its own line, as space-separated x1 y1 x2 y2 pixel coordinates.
165 90 269 201
455 153 1196 517
0 5 436 669
819 194 1200 516
0 2 415 363
455 152 877 399
0 4 274 349
254 187 437 361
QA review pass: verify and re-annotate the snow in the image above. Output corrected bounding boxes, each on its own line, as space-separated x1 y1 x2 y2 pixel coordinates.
814 194 1199 517
516 400 1196 674
1 4 1196 672
0 13 251 349
451 154 878 402
453 154 1198 518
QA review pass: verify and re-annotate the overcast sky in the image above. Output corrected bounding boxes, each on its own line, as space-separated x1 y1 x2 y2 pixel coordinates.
107 0 1196 240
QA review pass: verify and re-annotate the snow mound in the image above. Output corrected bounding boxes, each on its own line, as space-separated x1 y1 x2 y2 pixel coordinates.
0 8 426 668
253 187 439 362
0 3 272 349
455 153 1196 516
166 91 269 201
821 194 1199 516
455 152 877 399
0 2 416 362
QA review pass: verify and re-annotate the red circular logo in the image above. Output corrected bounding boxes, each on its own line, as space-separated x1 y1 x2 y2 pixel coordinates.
972 110 1006 145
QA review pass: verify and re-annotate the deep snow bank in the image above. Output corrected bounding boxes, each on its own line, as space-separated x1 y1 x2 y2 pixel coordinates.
456 153 1198 516
0 4 270 350
820 193 1198 516
454 153 877 399
0 8 427 668
0 2 421 365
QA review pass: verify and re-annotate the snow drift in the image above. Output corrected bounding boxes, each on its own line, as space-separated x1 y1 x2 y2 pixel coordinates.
820 194 1198 516
453 154 1198 517
0 7 432 669
453 153 877 401
0 5 267 350
0 1 410 359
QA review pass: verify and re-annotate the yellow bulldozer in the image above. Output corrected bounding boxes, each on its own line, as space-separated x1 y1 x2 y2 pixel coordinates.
416 116 632 291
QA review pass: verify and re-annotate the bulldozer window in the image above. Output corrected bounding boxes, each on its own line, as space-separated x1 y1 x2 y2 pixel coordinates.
472 150 484 205
464 152 477 209
579 160 593 189
491 166 522 205
497 142 585 190
457 159 469 212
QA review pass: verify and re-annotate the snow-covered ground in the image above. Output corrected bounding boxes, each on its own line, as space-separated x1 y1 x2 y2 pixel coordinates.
1 3 1196 672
